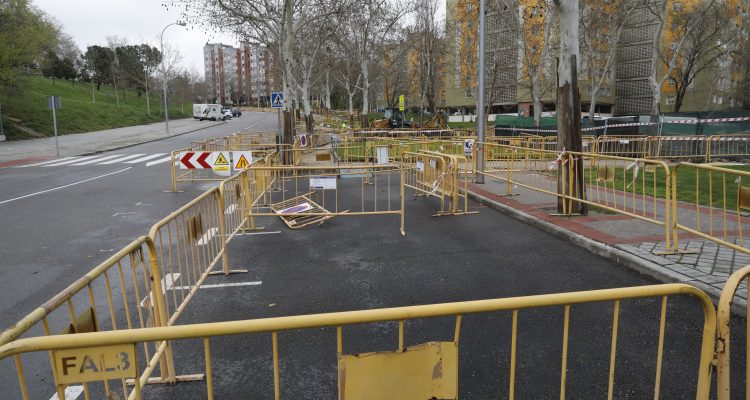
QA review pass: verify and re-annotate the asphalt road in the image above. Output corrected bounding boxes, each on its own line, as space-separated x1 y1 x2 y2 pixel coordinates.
0 112 745 399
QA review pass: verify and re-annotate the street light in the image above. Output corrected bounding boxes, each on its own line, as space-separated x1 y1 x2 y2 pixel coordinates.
160 22 186 136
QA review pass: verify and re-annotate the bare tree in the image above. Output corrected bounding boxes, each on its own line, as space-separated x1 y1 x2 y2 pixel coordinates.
641 0 719 117
343 0 408 127
412 0 444 112
579 0 635 120
669 2 737 112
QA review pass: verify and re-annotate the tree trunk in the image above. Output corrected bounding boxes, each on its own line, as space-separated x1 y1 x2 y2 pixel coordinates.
361 60 369 128
556 0 586 215
588 92 598 123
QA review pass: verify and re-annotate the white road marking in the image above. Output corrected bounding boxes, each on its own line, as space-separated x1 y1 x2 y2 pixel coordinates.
141 273 181 307
43 156 97 167
145 156 173 167
197 227 219 246
136 202 152 206
15 157 77 168
70 154 123 165
235 231 282 236
112 212 136 217
97 154 145 164
124 153 166 163
99 249 115 252
172 281 262 290
0 167 132 206
225 204 237 214
49 385 83 400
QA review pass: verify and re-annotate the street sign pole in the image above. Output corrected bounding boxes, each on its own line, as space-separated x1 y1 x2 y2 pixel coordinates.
271 92 284 153
48 96 61 157
52 106 59 157
0 103 5 142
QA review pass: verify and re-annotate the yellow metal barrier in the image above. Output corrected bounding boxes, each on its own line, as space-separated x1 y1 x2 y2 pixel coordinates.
148 187 244 327
671 162 750 255
0 237 180 400
245 164 406 235
402 151 475 216
716 265 750 400
474 142 675 249
708 134 750 163
0 284 716 399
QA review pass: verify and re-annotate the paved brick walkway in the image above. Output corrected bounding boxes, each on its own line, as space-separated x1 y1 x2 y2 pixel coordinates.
466 176 749 304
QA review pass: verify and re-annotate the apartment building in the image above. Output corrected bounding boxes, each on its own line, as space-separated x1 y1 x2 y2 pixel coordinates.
203 42 273 106
442 0 747 116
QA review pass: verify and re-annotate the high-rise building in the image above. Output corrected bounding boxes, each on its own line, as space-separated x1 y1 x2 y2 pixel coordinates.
442 0 747 116
203 42 273 106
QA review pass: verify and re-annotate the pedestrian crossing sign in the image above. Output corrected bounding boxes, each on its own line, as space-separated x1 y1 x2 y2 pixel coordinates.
271 92 284 109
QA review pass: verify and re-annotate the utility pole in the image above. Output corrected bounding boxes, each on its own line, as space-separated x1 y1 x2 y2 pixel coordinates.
160 22 186 136
475 0 486 184
554 0 586 214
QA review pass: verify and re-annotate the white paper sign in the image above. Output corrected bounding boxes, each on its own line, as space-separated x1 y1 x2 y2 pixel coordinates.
309 176 337 190
429 159 437 169
416 161 425 171
464 139 474 155
377 146 389 165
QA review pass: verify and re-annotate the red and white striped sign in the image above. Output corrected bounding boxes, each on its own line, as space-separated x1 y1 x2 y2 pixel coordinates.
179 152 212 169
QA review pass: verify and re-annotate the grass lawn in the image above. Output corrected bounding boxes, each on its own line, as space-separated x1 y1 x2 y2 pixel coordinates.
0 76 190 140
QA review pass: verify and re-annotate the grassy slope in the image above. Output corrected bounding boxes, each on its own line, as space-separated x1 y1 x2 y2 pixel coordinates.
0 76 190 140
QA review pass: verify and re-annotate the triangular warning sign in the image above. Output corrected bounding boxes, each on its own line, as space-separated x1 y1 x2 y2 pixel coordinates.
214 153 229 166
235 154 249 169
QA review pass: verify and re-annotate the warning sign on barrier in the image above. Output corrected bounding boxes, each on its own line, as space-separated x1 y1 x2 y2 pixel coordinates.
213 152 230 175
300 134 308 147
233 151 252 170
416 161 424 171
179 152 212 169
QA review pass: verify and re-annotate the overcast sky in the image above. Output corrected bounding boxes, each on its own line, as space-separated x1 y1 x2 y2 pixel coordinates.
33 0 237 73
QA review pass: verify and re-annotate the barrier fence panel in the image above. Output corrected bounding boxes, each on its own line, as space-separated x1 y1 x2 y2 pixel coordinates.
148 188 228 326
671 163 750 256
645 136 709 162
245 164 405 235
402 151 475 216
474 143 674 247
716 265 750 400
0 284 716 399
709 135 750 162
0 237 175 400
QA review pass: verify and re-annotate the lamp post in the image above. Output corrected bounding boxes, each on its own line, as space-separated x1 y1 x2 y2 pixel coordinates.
160 22 186 136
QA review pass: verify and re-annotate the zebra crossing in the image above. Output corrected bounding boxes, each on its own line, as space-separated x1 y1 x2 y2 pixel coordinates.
16 153 174 168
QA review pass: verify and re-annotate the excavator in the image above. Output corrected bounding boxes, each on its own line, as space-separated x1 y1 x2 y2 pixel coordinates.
369 109 447 130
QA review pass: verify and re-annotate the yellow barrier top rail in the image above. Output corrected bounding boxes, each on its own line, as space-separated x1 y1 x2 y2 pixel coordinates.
0 283 714 358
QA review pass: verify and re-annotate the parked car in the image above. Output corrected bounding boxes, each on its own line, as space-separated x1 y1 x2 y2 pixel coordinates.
231 108 242 117
222 109 233 120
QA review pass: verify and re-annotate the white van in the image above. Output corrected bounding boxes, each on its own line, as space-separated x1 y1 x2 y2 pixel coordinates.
193 104 225 121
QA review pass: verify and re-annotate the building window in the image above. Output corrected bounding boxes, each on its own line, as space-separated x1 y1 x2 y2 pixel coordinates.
467 3 472 11
673 2 682 11
666 96 676 105
667 78 677 86
464 88 473 98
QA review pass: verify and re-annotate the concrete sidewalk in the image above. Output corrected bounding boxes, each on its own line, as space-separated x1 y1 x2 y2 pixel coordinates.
466 177 748 307
0 118 224 166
